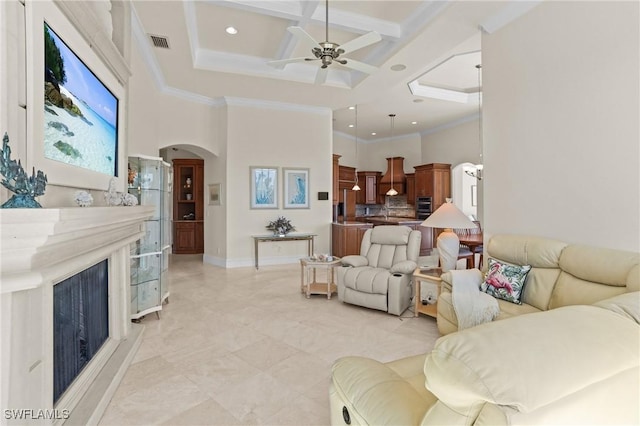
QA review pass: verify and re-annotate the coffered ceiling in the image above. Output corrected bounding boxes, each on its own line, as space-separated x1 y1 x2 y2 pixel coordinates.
131 0 540 141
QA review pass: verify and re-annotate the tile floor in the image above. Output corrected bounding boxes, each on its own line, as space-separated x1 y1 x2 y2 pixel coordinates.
99 255 441 426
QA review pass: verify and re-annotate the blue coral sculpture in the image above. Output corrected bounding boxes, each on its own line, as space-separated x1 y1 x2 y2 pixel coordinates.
0 133 48 208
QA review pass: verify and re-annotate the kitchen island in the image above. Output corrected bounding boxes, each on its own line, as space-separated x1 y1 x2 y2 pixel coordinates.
357 216 433 255
331 221 373 258
332 217 433 257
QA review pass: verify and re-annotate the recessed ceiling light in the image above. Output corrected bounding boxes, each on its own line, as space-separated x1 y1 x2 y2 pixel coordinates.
348 124 354 128
348 106 355 110
371 132 377 136
390 64 406 71
413 99 424 103
225 26 238 35
411 121 417 125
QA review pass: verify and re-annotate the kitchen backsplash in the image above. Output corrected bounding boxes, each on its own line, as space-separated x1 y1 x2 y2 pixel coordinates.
356 195 416 218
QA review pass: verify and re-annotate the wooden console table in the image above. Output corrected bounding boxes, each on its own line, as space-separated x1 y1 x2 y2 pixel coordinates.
252 233 317 269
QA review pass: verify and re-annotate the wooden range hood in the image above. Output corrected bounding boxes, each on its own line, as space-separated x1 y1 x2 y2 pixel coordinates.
379 156 406 195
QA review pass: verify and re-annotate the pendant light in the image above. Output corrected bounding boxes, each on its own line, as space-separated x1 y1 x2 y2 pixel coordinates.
386 114 398 196
352 105 361 191
465 64 483 180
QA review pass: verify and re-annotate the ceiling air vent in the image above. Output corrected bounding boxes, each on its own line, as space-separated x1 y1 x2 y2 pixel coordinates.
149 34 170 49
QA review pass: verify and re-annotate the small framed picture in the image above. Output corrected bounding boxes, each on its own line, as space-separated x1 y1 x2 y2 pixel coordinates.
283 168 309 209
250 166 278 209
209 183 221 206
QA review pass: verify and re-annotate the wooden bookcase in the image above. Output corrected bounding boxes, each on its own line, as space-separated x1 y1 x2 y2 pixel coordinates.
172 158 204 254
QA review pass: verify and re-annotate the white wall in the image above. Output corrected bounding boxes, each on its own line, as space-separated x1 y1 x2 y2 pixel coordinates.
483 1 639 251
332 131 357 167
225 103 333 266
421 117 481 166
128 53 221 158
128 40 232 262
360 133 422 173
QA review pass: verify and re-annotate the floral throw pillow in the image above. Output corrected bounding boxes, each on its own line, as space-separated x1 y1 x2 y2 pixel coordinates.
480 258 532 305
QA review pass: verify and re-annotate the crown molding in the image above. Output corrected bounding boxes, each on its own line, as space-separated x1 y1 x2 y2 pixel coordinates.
224 97 331 116
365 132 421 145
481 0 542 34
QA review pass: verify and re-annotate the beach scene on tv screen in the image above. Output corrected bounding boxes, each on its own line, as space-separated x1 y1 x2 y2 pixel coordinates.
43 23 118 176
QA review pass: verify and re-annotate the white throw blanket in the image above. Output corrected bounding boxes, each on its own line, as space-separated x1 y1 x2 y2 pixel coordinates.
450 269 500 330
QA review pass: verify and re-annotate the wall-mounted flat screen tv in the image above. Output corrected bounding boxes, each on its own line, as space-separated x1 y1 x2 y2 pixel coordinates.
43 22 119 177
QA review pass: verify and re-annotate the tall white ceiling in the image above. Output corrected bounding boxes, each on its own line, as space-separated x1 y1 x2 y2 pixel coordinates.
132 0 539 141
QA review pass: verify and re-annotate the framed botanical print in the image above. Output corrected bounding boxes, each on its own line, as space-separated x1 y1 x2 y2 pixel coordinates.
283 168 309 209
250 166 278 209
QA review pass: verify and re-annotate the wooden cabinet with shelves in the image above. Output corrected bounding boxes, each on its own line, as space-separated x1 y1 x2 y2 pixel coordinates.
338 165 356 186
414 163 451 212
405 173 415 206
335 164 357 220
356 171 382 205
172 158 204 254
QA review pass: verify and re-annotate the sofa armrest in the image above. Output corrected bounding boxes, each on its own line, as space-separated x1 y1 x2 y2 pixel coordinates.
331 356 433 426
391 260 417 275
341 255 369 268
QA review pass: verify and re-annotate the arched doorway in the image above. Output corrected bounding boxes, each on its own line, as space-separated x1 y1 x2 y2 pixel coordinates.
451 162 480 220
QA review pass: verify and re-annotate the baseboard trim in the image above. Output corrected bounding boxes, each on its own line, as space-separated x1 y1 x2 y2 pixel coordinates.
203 254 300 269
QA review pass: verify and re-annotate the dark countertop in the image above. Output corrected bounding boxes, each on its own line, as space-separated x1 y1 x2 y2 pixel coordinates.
332 221 374 226
356 216 421 225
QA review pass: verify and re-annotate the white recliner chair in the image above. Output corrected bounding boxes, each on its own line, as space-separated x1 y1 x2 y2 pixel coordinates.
337 225 421 316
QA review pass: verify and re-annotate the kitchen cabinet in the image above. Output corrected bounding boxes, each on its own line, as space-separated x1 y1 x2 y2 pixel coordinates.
173 158 204 254
356 171 382 205
414 163 451 212
337 164 357 220
405 173 415 206
338 165 356 185
332 222 373 257
127 155 172 320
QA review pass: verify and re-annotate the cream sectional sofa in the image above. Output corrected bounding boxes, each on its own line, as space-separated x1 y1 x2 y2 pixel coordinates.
330 292 639 425
437 234 640 335
329 236 640 425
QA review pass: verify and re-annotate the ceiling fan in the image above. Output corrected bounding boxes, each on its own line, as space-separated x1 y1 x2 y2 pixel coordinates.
267 0 382 85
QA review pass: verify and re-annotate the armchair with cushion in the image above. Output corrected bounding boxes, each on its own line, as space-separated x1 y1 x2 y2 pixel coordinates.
336 225 421 315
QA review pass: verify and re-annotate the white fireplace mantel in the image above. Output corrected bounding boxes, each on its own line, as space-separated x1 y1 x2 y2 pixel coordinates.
1 206 155 293
0 205 154 425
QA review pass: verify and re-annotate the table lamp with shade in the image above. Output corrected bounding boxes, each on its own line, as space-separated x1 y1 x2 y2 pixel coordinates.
420 199 477 272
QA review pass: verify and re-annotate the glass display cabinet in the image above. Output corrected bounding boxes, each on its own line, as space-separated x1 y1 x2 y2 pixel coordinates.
128 155 172 320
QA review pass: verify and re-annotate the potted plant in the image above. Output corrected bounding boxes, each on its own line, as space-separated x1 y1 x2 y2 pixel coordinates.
266 216 295 236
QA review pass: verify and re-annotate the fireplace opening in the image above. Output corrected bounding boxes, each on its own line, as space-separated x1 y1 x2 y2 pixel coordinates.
53 259 109 404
